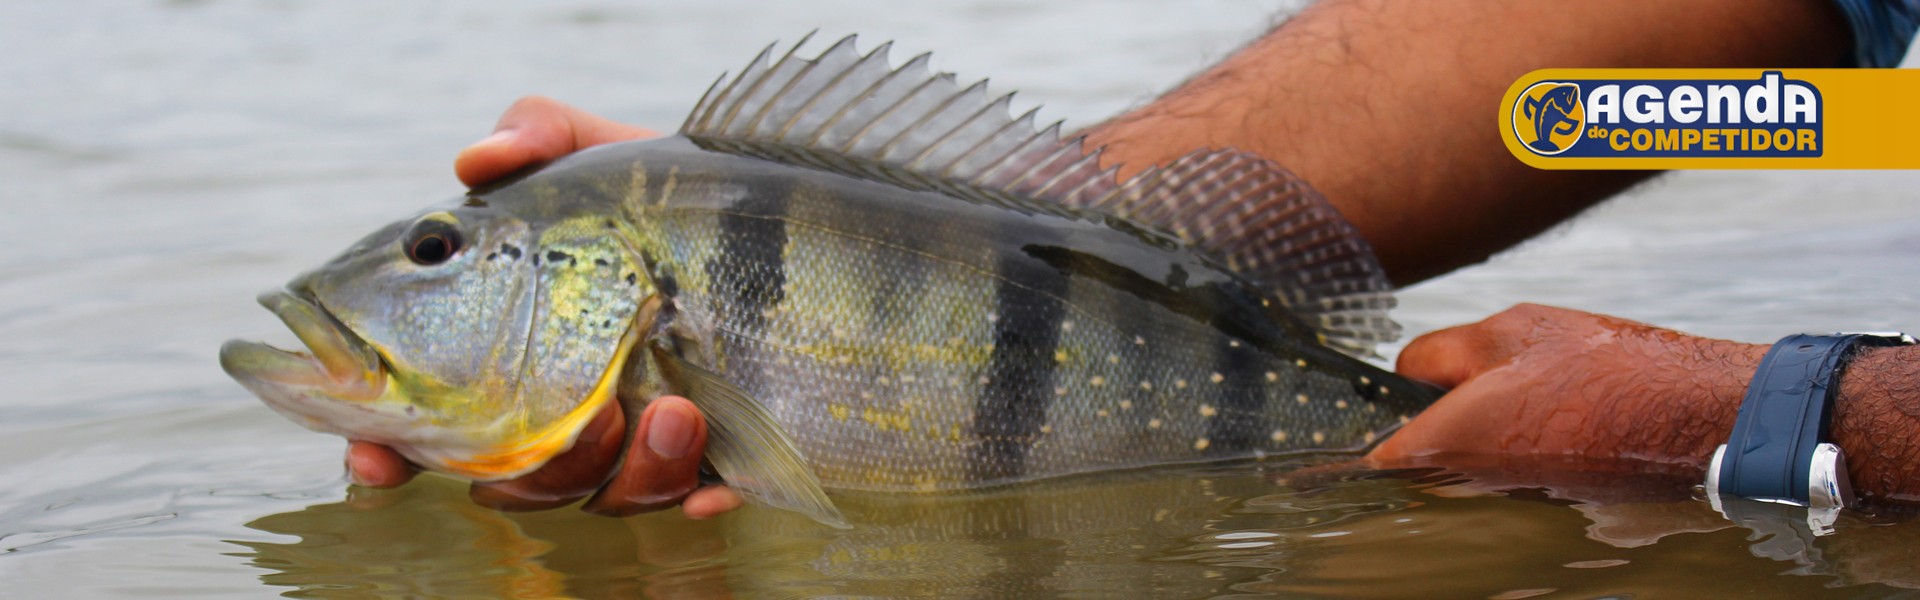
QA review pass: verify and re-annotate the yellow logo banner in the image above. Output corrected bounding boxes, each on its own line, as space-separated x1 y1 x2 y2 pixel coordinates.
1500 69 1920 169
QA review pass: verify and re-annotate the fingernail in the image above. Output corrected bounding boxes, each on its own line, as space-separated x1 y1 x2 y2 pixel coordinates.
345 453 370 487
472 129 517 148
646 401 696 460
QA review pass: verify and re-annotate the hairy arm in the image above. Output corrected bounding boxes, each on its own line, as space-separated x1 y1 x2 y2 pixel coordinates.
1084 0 1849 284
1379 304 1920 504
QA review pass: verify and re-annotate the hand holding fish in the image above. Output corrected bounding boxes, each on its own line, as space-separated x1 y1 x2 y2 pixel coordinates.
344 97 744 519
1378 304 1920 504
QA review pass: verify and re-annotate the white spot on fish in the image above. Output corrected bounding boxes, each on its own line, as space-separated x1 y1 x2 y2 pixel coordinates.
1107 353 1119 364
1134 336 1146 346
978 376 991 385
1199 404 1217 417
1359 376 1371 386
947 377 960 386
1364 431 1378 444
860 392 874 400
1097 409 1110 417
1295 394 1309 405
987 313 999 323
1040 424 1052 434
1336 399 1349 410
1054 386 1067 397
1119 400 1134 410
1271 430 1289 443
1194 438 1211 451
1229 340 1241 348
1138 381 1152 391
1149 418 1164 429
877 376 891 385
1175 379 1189 389
1061 320 1074 332
1265 371 1278 382
1295 359 1308 368
1399 415 1412 425
900 374 916 383
1089 375 1106 387
1053 349 1068 363
1312 431 1326 444
1209 372 1224 384
1379 385 1390 396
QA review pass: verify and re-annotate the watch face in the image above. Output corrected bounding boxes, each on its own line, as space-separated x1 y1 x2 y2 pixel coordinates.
1807 443 1853 510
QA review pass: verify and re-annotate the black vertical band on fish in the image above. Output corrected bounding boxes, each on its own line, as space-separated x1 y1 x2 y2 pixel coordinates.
705 179 792 332
970 249 1070 483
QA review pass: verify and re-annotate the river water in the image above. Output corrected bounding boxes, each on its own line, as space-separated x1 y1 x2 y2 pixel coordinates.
4 1 1920 598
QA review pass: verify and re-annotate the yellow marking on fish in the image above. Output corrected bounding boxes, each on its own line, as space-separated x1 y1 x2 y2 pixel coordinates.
1199 404 1217 418
1089 375 1105 387
1312 431 1326 444
1400 415 1412 425
949 425 961 442
1175 379 1188 389
1336 399 1349 410
1138 381 1152 391
1271 430 1289 443
1194 438 1211 451
1359 376 1371 386
1296 393 1309 405
658 165 680 205
1148 418 1164 429
1265 371 1278 382
1380 386 1390 396
1054 386 1067 396
876 376 890 385
440 315 640 480
1364 431 1378 444
1295 359 1308 368
1107 354 1119 364
829 404 851 421
1119 400 1133 410
1039 424 1053 434
1097 409 1110 417
1209 372 1224 384
1053 349 1069 363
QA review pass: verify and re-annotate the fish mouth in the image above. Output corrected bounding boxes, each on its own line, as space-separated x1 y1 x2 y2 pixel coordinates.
220 288 389 412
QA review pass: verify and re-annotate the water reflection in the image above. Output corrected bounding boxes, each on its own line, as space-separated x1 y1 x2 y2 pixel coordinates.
234 457 1920 599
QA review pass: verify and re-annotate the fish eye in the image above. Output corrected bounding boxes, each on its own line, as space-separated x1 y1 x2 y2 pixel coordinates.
403 219 464 266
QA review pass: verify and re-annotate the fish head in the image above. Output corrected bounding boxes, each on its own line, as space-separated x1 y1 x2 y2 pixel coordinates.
222 193 654 481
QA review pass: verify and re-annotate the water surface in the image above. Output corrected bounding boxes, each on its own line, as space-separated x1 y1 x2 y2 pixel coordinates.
4 1 1920 597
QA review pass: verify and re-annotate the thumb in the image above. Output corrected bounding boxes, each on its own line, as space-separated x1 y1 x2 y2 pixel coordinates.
1397 324 1504 390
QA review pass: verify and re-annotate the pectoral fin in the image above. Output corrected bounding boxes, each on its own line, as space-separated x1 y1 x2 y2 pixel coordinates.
656 349 850 529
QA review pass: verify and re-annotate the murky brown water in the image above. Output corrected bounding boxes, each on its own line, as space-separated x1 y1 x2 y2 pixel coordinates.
4 1 1920 597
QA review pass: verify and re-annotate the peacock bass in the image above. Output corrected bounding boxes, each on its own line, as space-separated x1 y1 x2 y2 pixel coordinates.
221 35 1440 527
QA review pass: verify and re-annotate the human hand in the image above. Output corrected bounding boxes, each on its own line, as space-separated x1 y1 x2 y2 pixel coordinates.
1368 303 1765 469
346 97 742 519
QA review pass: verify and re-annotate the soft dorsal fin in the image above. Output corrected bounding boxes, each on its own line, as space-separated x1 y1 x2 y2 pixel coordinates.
680 34 1399 355
1086 151 1400 354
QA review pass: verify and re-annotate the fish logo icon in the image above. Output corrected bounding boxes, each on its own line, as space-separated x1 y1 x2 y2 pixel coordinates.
1513 82 1584 155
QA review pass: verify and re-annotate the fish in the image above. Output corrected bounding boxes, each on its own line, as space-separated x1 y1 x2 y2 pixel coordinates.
220 34 1440 527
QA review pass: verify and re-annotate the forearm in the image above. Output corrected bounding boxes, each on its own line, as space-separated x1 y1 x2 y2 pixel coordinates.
1835 346 1920 503
1084 0 1848 284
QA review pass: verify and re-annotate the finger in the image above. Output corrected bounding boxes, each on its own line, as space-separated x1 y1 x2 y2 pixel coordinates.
682 486 745 520
469 403 626 511
454 95 659 188
581 396 709 517
1395 324 1496 390
346 441 417 488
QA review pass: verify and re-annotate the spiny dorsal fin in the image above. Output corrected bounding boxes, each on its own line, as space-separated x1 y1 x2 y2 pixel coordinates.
680 33 1118 220
681 35 1399 355
1086 151 1400 355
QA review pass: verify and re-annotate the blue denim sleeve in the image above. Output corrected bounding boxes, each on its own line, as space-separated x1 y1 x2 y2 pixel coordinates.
1832 0 1920 67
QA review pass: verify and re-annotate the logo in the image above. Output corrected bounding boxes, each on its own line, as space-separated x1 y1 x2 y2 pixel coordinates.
1502 70 1824 165
1514 82 1584 155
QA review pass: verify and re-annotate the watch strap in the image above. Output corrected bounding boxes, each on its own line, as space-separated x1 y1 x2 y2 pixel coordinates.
1716 333 1907 503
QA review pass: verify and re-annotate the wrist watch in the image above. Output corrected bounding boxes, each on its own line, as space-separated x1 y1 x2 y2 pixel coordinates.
1706 332 1914 514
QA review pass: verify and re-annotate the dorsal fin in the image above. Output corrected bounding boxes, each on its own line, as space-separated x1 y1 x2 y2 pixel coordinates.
1086 151 1400 354
680 34 1399 355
